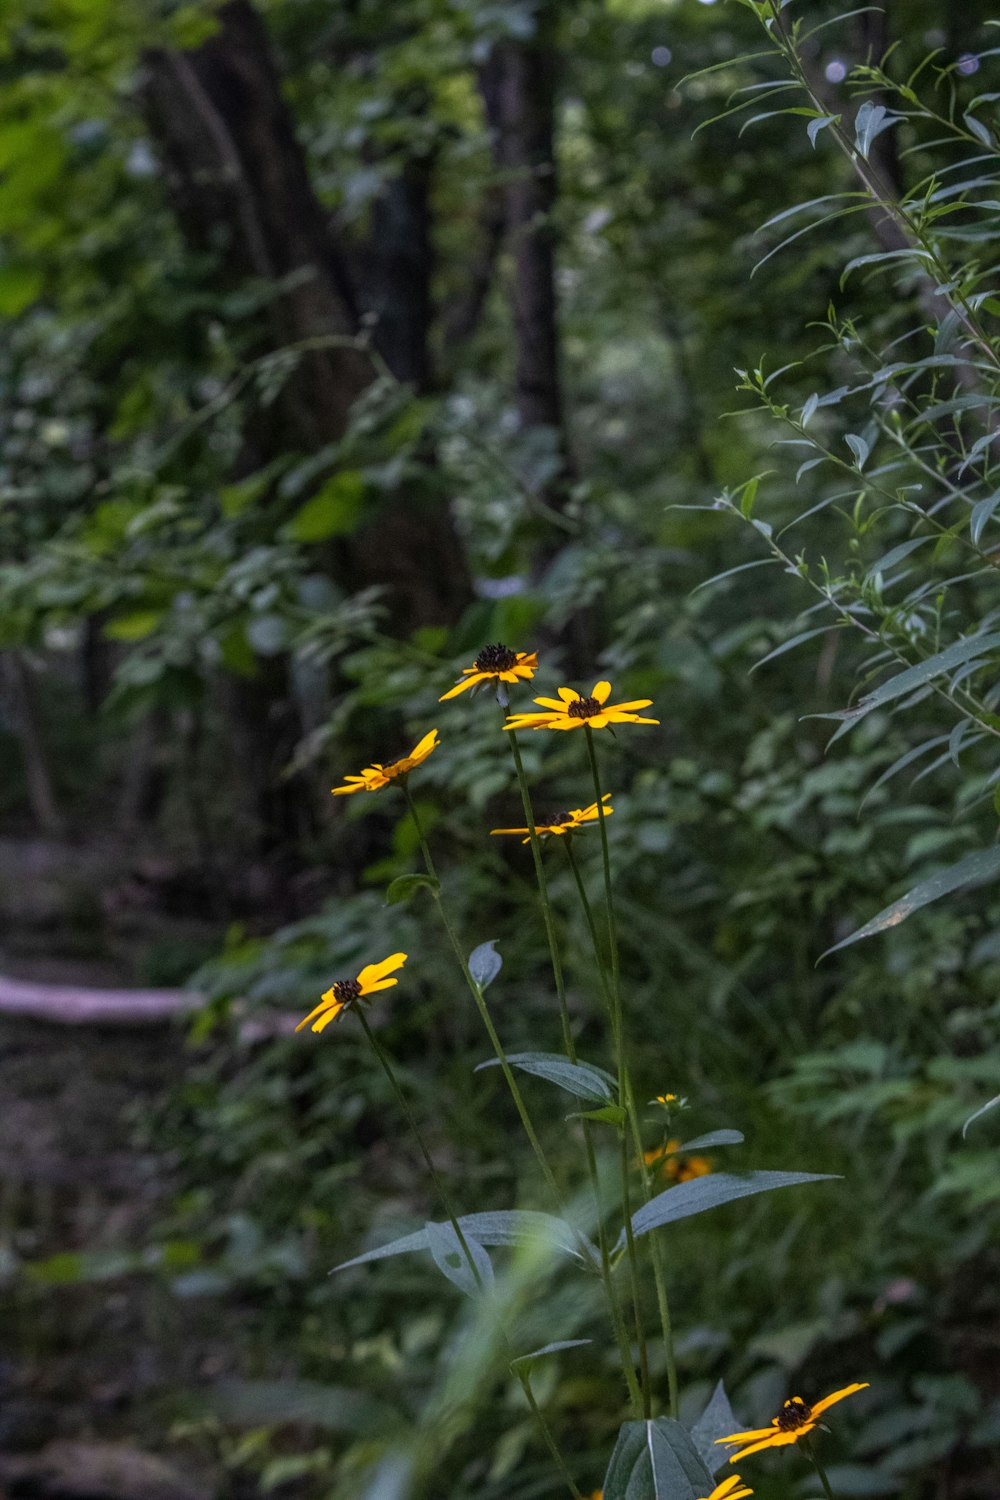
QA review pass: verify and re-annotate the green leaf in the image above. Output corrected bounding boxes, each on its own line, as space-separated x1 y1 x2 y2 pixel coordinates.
385 873 440 906
846 432 870 469
424 1222 493 1296
569 1104 628 1126
970 489 1000 546
807 113 839 148
469 939 502 989
963 1092 1000 1138
616 1171 837 1252
822 845 1000 957
334 1211 592 1273
671 1130 744 1153
103 610 163 642
286 472 366 541
603 1418 715 1500
690 1381 740 1475
510 1339 592 1371
476 1051 617 1103
0 262 43 315
822 630 1000 741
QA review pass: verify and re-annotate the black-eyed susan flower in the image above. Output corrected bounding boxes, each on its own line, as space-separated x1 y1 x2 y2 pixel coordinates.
490 795 612 843
716 1384 869 1464
331 730 438 796
439 643 538 701
698 1479 752 1500
644 1138 713 1183
296 953 408 1033
504 681 658 733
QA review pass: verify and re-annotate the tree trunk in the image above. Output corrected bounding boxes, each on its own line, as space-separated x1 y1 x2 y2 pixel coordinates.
140 0 472 628
479 4 573 499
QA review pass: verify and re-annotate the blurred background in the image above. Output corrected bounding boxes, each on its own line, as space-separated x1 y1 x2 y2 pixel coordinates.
1 1 999 1497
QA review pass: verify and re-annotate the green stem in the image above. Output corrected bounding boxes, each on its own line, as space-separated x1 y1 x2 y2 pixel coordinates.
356 1008 483 1289
516 1369 585 1500
506 724 575 1058
578 738 680 1416
807 1444 836 1500
402 780 562 1203
503 723 644 1412
357 1012 582 1497
403 775 643 1412
582 729 653 1408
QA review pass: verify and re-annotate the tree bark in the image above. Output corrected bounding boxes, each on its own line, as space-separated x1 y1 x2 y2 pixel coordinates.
479 4 574 498
140 0 472 629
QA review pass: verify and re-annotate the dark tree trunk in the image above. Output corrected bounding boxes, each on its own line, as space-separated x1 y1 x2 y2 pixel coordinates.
366 156 436 390
140 0 472 629
479 4 573 499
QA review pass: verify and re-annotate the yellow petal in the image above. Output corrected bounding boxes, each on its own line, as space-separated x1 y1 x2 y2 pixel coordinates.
357 952 408 987
533 696 569 710
557 686 580 703
592 680 612 703
810 1383 869 1418
490 826 530 836
439 673 481 701
362 976 400 994
408 729 439 762
608 699 653 712
312 1005 346 1033
332 782 365 796
716 1428 776 1447
295 998 336 1032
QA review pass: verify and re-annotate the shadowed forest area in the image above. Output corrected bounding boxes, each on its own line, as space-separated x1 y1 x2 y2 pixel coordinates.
2 1 1000 1498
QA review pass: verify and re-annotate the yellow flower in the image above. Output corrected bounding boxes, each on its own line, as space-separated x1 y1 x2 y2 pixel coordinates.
716 1384 869 1464
331 730 438 795
296 953 408 1033
504 680 658 733
439 643 538 700
490 795 612 843
699 1478 753 1500
644 1138 713 1183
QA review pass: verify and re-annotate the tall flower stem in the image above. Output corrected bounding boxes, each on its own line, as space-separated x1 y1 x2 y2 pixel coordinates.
355 1009 582 1499
807 1445 836 1500
582 728 680 1418
401 780 560 1202
401 778 644 1412
355 1009 482 1285
506 726 574 1056
505 721 645 1415
516 1369 585 1500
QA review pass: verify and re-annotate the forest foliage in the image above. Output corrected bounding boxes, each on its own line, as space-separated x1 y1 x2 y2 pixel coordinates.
2 0 1000 1497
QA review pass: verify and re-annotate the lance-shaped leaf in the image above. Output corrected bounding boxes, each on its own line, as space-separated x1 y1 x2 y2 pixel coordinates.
690 1381 740 1475
476 1051 617 1103
670 1130 744 1153
425 1221 494 1296
822 845 1000 957
603 1417 715 1500
334 1210 593 1273
510 1339 592 1372
615 1171 837 1253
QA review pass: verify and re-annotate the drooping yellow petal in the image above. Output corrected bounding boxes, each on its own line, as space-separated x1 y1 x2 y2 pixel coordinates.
699 1477 753 1500
295 996 339 1032
439 673 485 701
724 1430 810 1464
810 1383 869 1418
592 680 612 703
312 1004 347 1033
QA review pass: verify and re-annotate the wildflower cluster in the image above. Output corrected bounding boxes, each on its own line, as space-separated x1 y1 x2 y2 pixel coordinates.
291 641 867 1499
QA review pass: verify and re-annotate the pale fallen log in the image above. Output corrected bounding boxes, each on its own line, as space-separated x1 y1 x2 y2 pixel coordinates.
0 972 200 1025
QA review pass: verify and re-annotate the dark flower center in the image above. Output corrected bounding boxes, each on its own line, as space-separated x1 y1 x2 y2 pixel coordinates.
474 642 518 673
567 696 601 719
331 978 362 1005
541 811 571 828
776 1398 812 1432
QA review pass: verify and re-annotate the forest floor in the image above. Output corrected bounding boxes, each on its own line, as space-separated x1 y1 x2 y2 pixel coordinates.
0 841 244 1500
